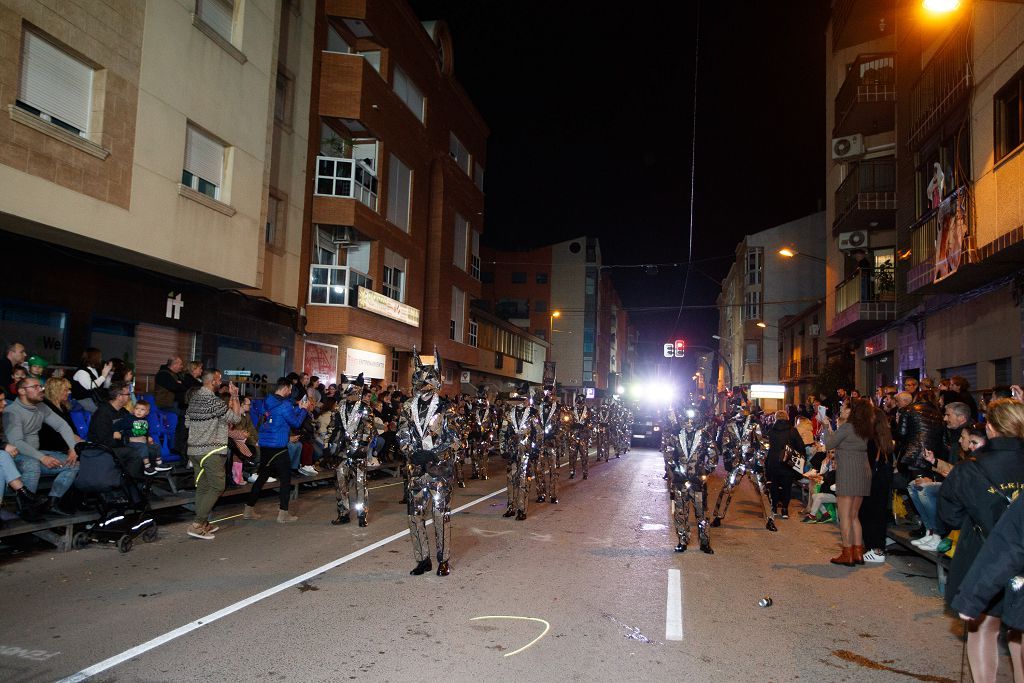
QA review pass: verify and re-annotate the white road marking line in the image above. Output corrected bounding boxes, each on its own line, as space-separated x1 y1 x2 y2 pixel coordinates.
470 616 551 657
666 568 683 641
56 486 509 683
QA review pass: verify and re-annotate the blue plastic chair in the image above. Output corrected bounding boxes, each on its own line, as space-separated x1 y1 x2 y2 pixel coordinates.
160 411 180 462
70 410 91 439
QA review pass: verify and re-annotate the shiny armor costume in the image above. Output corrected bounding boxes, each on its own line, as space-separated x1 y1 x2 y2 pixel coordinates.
594 400 612 462
330 373 376 527
668 414 717 553
500 388 540 520
397 348 458 576
566 396 592 480
466 391 495 480
533 386 562 505
449 399 471 489
711 411 777 532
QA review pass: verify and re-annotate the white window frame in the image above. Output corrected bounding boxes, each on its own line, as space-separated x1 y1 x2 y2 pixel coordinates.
450 286 465 343
453 213 468 271
383 249 407 302
326 24 351 54
386 154 412 232
468 319 478 347
743 290 761 321
470 231 481 280
449 132 470 175
196 0 234 42
17 30 94 138
392 65 425 122
746 247 763 286
266 193 281 244
182 124 226 200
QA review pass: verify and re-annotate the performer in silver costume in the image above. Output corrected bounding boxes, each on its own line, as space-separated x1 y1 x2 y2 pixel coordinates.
466 388 495 481
500 384 539 520
330 373 376 527
710 410 777 532
661 406 683 483
668 409 717 553
593 399 612 463
397 347 458 576
533 385 562 505
566 395 592 480
610 399 631 457
449 397 471 489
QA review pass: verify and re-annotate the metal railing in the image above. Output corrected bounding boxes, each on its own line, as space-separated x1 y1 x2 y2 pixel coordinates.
835 53 896 129
909 21 970 147
314 155 378 210
834 267 895 315
308 264 373 307
909 212 938 267
782 356 819 380
835 158 896 218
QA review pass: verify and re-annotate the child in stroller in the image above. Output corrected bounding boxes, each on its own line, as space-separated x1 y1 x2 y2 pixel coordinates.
70 441 156 552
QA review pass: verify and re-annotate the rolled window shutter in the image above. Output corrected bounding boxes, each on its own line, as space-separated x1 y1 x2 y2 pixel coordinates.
19 31 93 133
184 125 224 186
199 0 234 40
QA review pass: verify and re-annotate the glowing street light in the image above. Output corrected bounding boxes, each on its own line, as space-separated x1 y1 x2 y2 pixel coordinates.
756 321 767 328
549 310 561 342
778 247 825 263
922 0 961 13
778 247 796 257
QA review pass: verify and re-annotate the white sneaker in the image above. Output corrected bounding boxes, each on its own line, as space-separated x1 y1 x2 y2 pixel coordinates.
910 533 935 547
267 476 277 483
918 535 942 552
299 466 317 476
247 473 259 483
862 549 886 563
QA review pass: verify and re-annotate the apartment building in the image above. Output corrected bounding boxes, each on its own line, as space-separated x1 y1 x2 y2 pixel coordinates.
0 0 312 385
716 213 826 404
301 0 487 390
778 301 827 405
828 0 1024 394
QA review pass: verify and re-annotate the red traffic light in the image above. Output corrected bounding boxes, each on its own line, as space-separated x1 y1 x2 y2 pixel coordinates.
674 339 685 357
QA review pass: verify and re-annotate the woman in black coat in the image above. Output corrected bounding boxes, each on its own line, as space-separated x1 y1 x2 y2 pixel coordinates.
765 410 807 519
938 398 1024 683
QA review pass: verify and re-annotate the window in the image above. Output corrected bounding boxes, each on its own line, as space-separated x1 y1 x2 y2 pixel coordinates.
386 154 412 231
583 329 595 353
743 290 761 321
274 70 293 126
536 272 549 284
473 164 485 191
470 231 481 280
745 342 760 363
450 286 465 342
994 357 1013 386
534 329 546 341
182 124 226 200
17 30 94 138
393 65 424 122
468 319 478 347
266 192 283 245
745 247 763 286
383 249 406 302
326 24 351 53
358 50 381 74
996 73 1024 161
494 351 503 369
535 300 547 313
511 272 527 284
453 213 468 270
449 132 470 175
391 348 400 384
916 126 970 215
516 358 524 374
196 0 234 41
585 273 596 294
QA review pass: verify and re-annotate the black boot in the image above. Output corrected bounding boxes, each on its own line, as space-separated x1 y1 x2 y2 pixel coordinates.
16 488 46 522
550 497 558 504
781 507 789 520
674 543 687 553
582 473 588 480
515 510 527 521
536 494 545 503
700 539 714 555
357 513 367 527
710 516 722 527
457 481 466 488
568 471 575 480
332 512 351 525
502 505 515 518
436 560 450 577
410 559 432 575
766 518 778 532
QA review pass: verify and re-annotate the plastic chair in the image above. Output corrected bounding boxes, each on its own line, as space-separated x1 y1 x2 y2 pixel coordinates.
159 412 180 463
70 410 91 439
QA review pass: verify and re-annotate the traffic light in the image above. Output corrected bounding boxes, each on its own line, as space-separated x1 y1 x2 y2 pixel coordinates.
663 343 674 358
674 339 686 358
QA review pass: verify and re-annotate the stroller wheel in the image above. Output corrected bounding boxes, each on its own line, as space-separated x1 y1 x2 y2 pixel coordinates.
142 525 158 543
117 534 134 553
72 531 90 550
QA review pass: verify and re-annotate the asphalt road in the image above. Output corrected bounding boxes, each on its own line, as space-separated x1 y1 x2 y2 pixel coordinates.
0 447 990 682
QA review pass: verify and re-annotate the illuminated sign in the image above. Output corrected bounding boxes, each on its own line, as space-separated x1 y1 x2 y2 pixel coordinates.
357 287 420 327
749 384 786 399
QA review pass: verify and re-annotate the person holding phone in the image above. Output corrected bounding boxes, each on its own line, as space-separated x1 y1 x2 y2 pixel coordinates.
244 377 309 524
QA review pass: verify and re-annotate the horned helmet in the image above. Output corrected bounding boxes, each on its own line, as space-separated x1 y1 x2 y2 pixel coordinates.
474 384 489 408
411 346 442 394
339 372 364 399
540 384 556 403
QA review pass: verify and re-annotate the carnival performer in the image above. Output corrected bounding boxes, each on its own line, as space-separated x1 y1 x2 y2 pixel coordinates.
593 399 612 463
534 384 562 504
500 383 539 520
566 394 592 480
330 373 376 527
449 396 471 489
397 348 458 576
466 387 494 480
711 409 777 532
669 410 717 553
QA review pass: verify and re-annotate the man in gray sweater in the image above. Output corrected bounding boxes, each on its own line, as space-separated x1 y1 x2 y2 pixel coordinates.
184 370 240 540
2 377 79 509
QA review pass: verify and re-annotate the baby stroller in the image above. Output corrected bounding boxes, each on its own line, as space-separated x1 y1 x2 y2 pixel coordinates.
70 442 157 553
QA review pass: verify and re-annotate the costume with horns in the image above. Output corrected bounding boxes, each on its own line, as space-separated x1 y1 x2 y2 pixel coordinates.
711 410 777 532
466 386 496 481
329 373 376 527
565 395 592 480
664 409 717 553
499 384 540 520
533 385 562 505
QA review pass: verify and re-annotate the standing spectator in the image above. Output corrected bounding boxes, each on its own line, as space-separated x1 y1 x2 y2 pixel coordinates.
154 356 187 415
858 405 896 564
184 370 241 540
823 398 874 566
950 375 980 421
765 410 806 519
942 401 971 464
0 343 26 399
39 378 77 451
244 377 309 523
903 376 919 399
70 348 113 414
3 377 79 512
938 398 1024 683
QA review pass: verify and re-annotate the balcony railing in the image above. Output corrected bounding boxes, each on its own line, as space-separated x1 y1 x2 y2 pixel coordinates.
834 158 896 228
909 22 970 148
834 53 896 136
835 266 895 315
314 155 378 210
308 264 373 307
782 356 819 381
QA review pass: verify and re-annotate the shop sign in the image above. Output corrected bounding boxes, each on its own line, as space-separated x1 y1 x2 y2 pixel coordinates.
346 347 386 380
165 292 184 320
750 384 786 399
863 332 889 358
303 340 339 385
357 287 420 327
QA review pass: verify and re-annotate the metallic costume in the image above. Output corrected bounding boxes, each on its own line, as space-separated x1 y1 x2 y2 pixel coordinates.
711 411 777 532
397 348 458 576
465 390 495 480
533 386 562 504
500 386 539 520
594 400 612 463
565 396 592 480
329 374 376 527
449 398 471 489
667 413 717 553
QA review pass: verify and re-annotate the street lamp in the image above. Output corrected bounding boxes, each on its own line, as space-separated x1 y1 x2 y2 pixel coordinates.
756 321 767 328
922 0 961 12
549 310 561 341
778 247 826 264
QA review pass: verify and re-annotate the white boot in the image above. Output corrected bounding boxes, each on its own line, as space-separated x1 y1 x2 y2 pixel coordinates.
243 505 260 520
277 508 297 523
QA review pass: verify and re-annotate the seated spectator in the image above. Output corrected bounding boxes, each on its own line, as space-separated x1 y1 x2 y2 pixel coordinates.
128 399 170 475
70 348 113 414
26 355 49 385
227 396 257 486
1 343 26 400
86 381 146 482
8 365 27 398
0 394 48 522
802 468 837 523
39 378 77 451
314 396 339 462
942 401 971 465
960 424 987 455
3 377 79 513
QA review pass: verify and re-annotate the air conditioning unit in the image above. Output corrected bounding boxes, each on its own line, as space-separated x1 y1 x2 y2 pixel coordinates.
832 134 865 161
838 230 869 251
808 324 820 336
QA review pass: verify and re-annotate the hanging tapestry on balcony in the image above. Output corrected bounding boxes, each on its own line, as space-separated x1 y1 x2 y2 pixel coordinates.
934 186 968 284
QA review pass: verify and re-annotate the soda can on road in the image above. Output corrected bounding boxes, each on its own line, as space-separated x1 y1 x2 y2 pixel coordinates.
758 597 773 608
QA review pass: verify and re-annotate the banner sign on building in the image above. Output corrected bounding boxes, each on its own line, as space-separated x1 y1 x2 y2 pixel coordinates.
303 340 338 385
863 332 889 358
750 384 786 400
357 287 420 327
345 347 386 380
934 186 969 284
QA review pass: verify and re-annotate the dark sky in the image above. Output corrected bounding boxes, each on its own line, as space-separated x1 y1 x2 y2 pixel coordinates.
410 0 829 375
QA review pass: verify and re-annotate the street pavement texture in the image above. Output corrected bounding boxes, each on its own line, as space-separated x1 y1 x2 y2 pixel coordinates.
0 447 989 682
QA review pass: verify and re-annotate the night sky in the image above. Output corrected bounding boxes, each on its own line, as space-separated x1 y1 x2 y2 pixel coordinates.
409 0 829 377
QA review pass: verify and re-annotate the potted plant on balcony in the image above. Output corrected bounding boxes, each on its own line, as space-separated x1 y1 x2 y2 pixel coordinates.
875 259 895 301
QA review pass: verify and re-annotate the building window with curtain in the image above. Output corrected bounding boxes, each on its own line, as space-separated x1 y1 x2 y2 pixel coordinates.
383 249 406 302
450 286 465 342
17 30 95 139
470 231 481 280
196 0 234 42
386 154 412 231
468 319 478 347
392 65 425 122
182 124 226 200
453 213 468 270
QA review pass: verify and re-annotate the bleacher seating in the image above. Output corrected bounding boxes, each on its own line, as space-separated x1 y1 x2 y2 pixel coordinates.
70 410 90 438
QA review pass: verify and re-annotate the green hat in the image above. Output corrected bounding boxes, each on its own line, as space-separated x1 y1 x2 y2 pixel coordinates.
27 355 49 368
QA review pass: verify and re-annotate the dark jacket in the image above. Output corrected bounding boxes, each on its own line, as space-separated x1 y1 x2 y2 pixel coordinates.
0 357 13 399
937 437 1024 612
256 393 308 448
766 419 806 470
154 364 185 409
39 399 77 452
951 494 1024 629
897 399 944 471
87 401 132 449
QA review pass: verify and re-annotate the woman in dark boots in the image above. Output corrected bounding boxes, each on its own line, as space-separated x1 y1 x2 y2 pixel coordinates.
765 410 807 520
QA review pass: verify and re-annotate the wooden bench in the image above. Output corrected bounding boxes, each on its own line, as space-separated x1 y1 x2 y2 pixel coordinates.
887 525 951 594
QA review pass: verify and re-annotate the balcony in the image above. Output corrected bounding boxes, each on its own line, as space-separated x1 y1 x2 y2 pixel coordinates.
318 51 389 130
908 22 970 149
308 264 373 307
834 54 895 137
832 267 895 337
781 356 819 382
315 155 378 210
833 158 897 234
905 212 937 294
832 0 894 52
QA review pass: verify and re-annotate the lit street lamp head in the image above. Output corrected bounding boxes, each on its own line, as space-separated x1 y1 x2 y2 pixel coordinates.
922 0 961 13
778 247 796 257
756 321 767 328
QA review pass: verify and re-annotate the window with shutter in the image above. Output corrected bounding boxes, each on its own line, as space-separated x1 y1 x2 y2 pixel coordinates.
182 124 226 200
470 231 481 280
17 30 94 137
386 154 411 231
197 0 234 41
383 248 406 302
392 66 424 122
453 213 468 270
450 287 465 342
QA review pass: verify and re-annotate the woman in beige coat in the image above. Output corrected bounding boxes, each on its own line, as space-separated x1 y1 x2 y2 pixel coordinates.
823 398 874 566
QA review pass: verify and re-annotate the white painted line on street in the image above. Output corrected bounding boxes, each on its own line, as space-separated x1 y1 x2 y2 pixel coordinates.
56 486 509 683
666 568 683 641
470 616 551 657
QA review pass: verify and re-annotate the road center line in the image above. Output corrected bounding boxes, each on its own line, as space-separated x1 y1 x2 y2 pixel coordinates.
56 486 509 683
666 568 683 641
